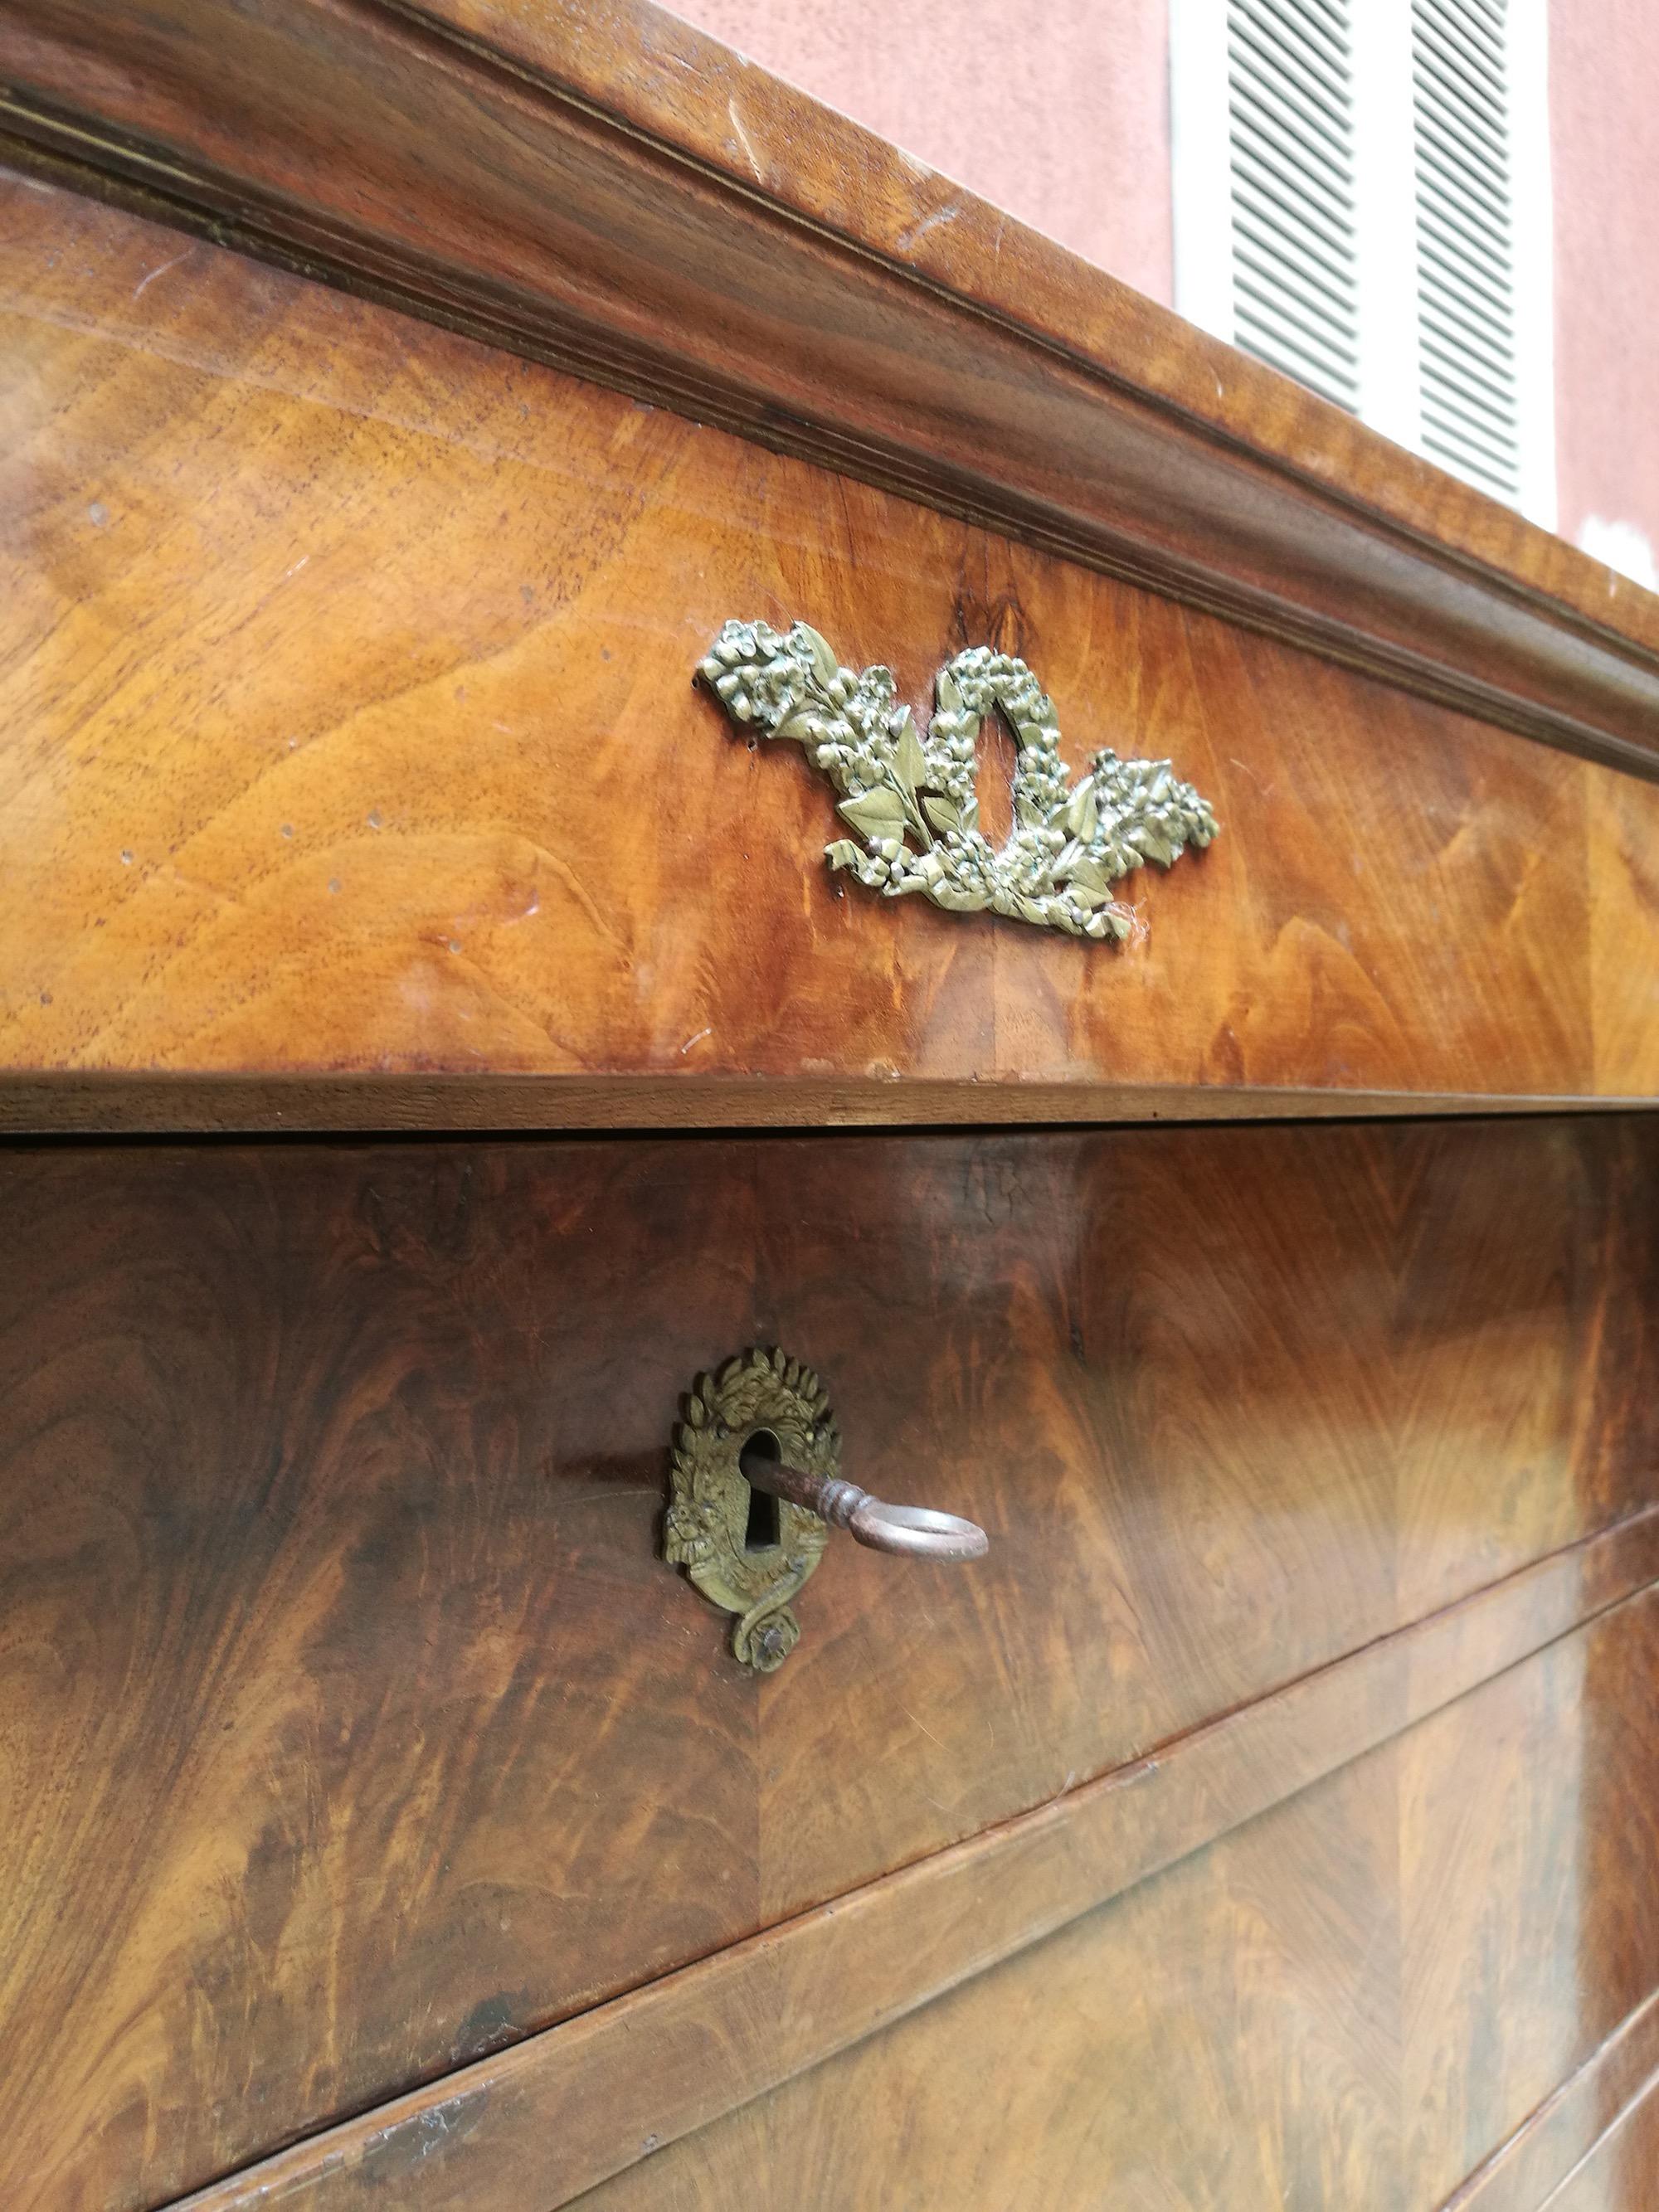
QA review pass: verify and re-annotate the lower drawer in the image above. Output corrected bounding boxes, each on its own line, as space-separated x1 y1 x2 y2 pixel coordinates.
1 1116 1655 2208
577 1589 1659 2212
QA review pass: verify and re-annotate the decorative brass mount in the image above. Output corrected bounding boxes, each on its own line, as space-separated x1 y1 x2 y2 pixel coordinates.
698 620 1218 938
664 1347 989 1672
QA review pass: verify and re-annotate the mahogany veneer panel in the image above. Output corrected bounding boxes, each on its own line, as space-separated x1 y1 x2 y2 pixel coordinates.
577 1595 1659 2212
1 1117 1657 2207
1540 2079 1659 2212
2 176 1659 1113
173 1514 1659 2212
1590 768 1659 1096
1443 1991 1659 2211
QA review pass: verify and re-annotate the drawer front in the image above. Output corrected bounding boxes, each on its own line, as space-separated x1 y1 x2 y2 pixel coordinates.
574 1594 1659 2212
2 1118 1657 2207
3 173 1658 1124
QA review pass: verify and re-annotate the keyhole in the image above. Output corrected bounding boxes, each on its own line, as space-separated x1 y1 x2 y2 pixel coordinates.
742 1428 782 1552
971 704 1020 850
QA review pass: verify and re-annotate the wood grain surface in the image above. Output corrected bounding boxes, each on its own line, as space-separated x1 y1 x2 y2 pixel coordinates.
168 1514 1659 2212
2 0 1659 777
1534 2071 1659 2211
3 175 1659 1111
570 1594 1659 2212
7 19 1657 2212
2 1116 1657 2207
7 1077 1650 1139
1399 1990 1659 2211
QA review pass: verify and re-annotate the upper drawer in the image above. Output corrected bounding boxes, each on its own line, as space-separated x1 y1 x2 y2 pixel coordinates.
1 174 1657 1128
2 1116 1656 2208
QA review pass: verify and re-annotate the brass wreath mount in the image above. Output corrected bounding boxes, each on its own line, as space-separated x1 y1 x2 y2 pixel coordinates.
698 618 1218 938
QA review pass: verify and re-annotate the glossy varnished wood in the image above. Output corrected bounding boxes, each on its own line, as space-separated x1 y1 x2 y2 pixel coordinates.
572 1594 1659 2212
1589 769 1659 1096
7 14 1657 2212
3 0 1659 776
4 1076 1641 1137
3 178 1659 1111
1443 1991 1659 2210
1 1116 1657 2207
1535 2072 1659 2211
171 1514 1659 2212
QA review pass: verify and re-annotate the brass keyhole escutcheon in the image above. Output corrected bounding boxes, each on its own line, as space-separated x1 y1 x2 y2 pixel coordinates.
663 1348 837 1673
664 1348 989 1671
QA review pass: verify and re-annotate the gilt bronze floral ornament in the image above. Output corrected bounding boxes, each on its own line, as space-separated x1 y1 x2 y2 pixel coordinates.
698 619 1218 938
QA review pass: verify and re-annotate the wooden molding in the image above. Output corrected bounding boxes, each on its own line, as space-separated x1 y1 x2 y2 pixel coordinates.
2 1074 1653 1138
168 1509 1659 2210
3 0 1659 779
1524 2067 1659 2212
1442 1991 1659 2211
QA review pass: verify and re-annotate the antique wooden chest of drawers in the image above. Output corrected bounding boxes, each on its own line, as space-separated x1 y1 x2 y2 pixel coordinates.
1 5 1657 2209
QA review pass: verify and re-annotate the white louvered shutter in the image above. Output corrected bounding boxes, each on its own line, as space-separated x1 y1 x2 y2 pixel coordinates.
1172 0 1551 521
1412 0 1522 500
1226 0 1361 413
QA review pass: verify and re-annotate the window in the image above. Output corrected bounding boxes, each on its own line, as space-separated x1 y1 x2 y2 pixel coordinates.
1170 0 1554 527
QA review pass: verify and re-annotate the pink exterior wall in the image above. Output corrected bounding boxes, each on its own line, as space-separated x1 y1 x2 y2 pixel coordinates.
1550 0 1659 581
669 0 1175 304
